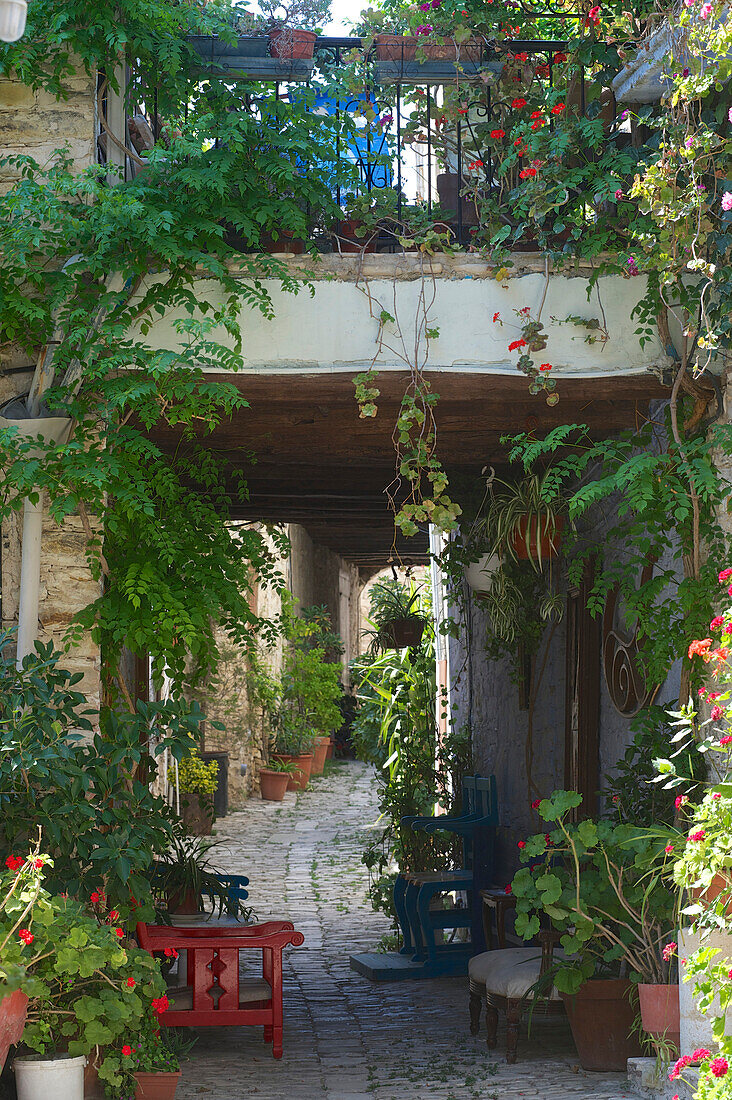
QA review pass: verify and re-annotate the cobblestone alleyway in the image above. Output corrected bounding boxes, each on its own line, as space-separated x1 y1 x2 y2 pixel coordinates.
177 760 632 1100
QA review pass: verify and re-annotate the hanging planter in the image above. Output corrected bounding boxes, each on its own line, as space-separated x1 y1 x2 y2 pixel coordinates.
511 515 564 562
379 616 425 648
464 552 501 593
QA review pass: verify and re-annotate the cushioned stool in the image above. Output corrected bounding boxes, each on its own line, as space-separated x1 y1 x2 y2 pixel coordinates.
468 934 564 1063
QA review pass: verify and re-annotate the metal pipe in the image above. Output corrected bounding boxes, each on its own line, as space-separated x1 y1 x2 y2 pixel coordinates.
16 493 43 667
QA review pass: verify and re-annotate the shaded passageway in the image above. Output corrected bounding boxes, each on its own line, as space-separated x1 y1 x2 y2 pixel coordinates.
177 761 630 1100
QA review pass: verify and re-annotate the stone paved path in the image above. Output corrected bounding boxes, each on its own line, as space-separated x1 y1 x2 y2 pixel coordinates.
176 760 633 1100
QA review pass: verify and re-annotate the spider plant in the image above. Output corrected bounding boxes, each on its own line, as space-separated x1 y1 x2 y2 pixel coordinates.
151 834 252 920
477 470 567 570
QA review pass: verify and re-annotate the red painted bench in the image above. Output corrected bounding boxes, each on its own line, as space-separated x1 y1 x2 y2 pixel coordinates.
136 920 304 1058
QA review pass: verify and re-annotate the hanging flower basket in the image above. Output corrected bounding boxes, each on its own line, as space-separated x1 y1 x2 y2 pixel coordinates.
511 515 564 562
464 552 501 593
380 616 425 648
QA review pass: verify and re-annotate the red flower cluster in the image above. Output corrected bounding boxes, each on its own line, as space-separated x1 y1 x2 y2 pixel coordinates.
692 1049 711 1062
18 929 34 946
553 52 568 62
90 890 106 905
5 856 24 872
720 735 732 746
711 615 725 629
675 795 688 809
490 129 505 140
492 312 500 322
508 339 527 351
688 830 706 843
551 103 566 115
152 996 169 1015
719 567 732 582
122 1045 133 1057
669 1055 692 1081
662 941 677 962
468 159 484 170
519 167 537 178
511 97 527 108
126 977 136 988
539 363 552 371
584 5 601 26
531 798 541 809
164 947 179 959
711 1058 730 1078
688 638 713 659
115 927 125 938
504 884 512 895
517 840 526 849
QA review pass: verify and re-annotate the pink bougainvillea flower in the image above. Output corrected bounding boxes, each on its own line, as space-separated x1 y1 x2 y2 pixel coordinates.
700 2 712 17
720 735 732 746
663 941 677 961
711 1058 730 1078
722 192 732 212
615 189 623 200
689 829 706 842
719 568 732 581
711 615 725 629
675 795 688 809
713 792 722 800
665 844 674 854
728 107 732 124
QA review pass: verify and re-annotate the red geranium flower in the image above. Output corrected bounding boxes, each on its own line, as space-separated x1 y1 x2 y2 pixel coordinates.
18 929 34 946
115 927 125 938
531 798 541 809
511 97 527 108
508 339 527 351
539 363 552 371
551 103 566 115
490 129 505 140
492 312 500 322
5 856 24 872
122 1046 132 1057
519 167 537 178
553 52 568 62
517 840 526 849
126 977 136 988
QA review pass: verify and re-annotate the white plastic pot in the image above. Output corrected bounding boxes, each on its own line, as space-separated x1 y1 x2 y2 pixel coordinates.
464 553 500 592
14 1053 85 1100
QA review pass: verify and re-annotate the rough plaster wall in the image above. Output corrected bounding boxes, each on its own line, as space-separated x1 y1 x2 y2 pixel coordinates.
0 63 96 188
1 509 102 711
288 523 360 670
450 595 566 885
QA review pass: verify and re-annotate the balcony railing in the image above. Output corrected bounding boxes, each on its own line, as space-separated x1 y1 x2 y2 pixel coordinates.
100 33 623 253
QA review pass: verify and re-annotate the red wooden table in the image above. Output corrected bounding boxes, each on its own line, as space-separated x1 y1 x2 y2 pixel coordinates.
136 920 304 1058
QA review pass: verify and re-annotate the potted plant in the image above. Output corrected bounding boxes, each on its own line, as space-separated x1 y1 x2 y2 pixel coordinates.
353 7 416 60
151 834 249 919
271 719 316 791
3 860 168 1100
310 735 330 777
481 470 567 569
187 8 271 61
0 845 46 1072
258 758 296 801
259 0 331 59
510 790 679 1068
112 1022 185 1100
169 751 219 836
363 580 427 650
333 188 398 252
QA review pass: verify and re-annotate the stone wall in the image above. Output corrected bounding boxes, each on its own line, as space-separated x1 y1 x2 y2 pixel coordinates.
0 62 96 187
289 523 361 677
1 508 102 711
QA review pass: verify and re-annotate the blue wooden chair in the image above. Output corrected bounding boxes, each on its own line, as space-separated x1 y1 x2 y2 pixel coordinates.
204 872 250 916
393 775 498 975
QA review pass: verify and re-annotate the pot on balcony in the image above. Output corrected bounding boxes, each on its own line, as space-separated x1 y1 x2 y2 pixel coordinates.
332 218 377 253
269 27 317 59
420 37 482 61
259 229 305 254
374 34 417 60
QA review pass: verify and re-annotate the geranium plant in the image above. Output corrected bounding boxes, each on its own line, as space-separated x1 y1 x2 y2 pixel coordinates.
0 851 167 1095
510 790 678 993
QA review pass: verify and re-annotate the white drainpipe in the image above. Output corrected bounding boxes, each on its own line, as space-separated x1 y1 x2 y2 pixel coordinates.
0 400 72 666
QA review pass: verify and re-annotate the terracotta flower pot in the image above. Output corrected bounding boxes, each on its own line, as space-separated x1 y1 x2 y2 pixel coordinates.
561 979 643 1071
180 792 214 836
374 34 417 60
259 229 305 254
272 752 314 791
638 983 680 1053
259 768 290 801
689 872 732 912
420 37 483 61
0 989 27 1073
511 515 564 561
166 886 200 917
332 218 377 253
380 617 425 648
269 27 317 59
325 738 335 760
133 1070 182 1099
310 736 329 777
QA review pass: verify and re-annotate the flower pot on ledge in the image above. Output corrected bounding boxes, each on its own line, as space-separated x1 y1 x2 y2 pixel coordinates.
374 34 417 60
332 218 377 253
269 27 317 58
310 736 329 776
638 983 680 1054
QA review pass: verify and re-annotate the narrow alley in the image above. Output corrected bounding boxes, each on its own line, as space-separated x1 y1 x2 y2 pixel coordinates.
177 762 631 1100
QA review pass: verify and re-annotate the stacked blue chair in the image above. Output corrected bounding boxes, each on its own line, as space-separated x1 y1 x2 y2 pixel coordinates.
393 775 498 976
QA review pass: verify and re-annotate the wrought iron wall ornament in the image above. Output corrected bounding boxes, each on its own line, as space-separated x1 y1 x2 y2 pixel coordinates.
602 569 655 717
